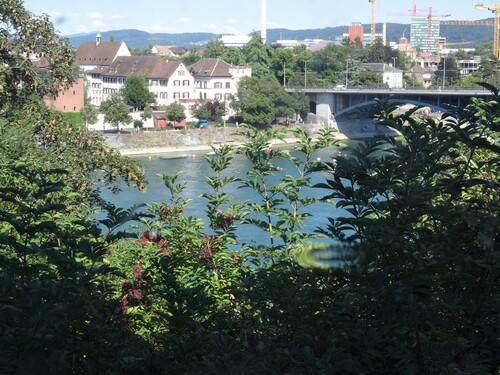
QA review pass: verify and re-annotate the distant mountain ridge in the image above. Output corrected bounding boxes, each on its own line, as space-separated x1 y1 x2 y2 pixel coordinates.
67 21 494 50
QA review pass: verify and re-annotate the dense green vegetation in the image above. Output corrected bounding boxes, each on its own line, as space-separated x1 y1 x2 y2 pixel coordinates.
1 2 499 373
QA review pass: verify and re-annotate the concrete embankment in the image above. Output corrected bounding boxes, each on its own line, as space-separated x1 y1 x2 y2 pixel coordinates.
103 124 396 157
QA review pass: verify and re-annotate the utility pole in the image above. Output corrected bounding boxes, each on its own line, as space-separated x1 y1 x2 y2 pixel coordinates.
442 56 446 89
304 60 307 88
345 60 349 87
283 61 286 87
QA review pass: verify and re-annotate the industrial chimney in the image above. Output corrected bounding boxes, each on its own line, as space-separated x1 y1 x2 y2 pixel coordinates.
261 0 267 43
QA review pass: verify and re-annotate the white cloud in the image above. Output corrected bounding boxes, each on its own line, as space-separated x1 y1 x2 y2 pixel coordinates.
87 12 104 19
177 17 190 23
202 23 218 31
91 19 107 30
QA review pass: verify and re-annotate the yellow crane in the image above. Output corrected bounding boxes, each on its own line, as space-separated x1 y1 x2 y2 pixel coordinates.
369 0 376 45
472 2 500 59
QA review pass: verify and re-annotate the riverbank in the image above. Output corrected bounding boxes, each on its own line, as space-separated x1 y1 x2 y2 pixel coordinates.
105 123 394 157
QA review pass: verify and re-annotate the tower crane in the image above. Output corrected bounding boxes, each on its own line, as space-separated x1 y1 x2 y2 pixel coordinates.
472 2 500 59
369 0 376 45
389 4 451 55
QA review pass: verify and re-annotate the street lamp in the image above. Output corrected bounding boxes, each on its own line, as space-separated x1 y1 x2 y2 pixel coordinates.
345 59 349 87
442 56 446 89
283 61 286 87
392 56 397 68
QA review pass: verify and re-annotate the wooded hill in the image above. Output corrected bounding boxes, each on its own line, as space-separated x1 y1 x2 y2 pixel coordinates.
67 20 493 50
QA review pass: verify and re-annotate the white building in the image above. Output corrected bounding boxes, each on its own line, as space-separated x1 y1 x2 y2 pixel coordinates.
86 56 194 107
188 58 251 101
75 33 130 72
221 35 251 47
362 63 404 89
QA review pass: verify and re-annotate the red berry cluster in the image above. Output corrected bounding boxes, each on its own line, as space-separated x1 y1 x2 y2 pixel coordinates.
213 210 236 229
137 230 169 253
120 262 149 317
159 203 184 222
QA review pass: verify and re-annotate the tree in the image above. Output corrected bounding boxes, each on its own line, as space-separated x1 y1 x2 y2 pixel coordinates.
0 2 147 371
0 0 77 114
80 100 99 130
140 105 153 123
181 48 203 66
270 47 293 86
232 75 281 126
191 99 211 121
100 93 133 132
366 37 386 63
221 47 246 66
290 91 310 119
241 31 274 77
121 74 156 111
204 36 226 59
164 102 185 124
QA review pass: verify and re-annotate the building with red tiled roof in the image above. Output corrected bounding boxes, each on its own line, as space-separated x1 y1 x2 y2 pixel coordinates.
75 33 131 71
151 45 188 57
188 58 251 103
86 56 194 107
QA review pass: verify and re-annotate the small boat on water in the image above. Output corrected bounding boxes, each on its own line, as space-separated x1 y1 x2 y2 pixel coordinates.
159 154 189 160
205 151 217 156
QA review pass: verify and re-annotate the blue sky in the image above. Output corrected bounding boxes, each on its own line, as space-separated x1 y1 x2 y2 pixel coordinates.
23 0 490 37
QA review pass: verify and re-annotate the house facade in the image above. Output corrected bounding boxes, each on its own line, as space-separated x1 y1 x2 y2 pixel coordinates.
75 37 250 121
362 63 404 89
85 56 194 107
188 58 251 102
44 77 85 112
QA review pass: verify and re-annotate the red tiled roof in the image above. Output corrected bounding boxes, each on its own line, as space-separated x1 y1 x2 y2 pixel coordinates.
75 41 125 66
88 56 182 79
187 58 231 77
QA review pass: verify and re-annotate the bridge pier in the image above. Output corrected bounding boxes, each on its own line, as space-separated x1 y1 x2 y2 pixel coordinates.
315 93 336 128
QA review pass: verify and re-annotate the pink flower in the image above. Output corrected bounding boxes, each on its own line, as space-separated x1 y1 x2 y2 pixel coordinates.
133 262 144 278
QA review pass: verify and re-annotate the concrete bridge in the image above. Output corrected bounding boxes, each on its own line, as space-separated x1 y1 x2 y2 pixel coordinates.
287 86 494 127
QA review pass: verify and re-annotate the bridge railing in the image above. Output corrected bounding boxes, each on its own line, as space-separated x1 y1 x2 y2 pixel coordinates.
285 85 493 94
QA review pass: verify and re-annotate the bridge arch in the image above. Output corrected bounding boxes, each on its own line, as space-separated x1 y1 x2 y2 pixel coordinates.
333 99 448 119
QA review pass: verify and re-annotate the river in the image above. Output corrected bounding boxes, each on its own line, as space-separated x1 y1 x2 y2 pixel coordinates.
100 145 346 247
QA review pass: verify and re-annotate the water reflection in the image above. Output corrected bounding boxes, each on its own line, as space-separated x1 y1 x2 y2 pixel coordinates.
100 146 345 246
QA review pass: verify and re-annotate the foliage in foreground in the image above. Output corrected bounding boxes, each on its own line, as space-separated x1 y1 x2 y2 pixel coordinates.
1 91 499 372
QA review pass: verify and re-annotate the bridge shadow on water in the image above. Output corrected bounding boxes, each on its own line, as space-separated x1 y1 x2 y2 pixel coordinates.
334 115 400 139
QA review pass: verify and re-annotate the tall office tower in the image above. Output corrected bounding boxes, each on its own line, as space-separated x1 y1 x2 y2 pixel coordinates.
410 17 440 54
348 22 364 44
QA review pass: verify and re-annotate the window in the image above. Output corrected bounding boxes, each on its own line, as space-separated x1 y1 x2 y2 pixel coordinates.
178 69 185 76
173 92 180 99
224 93 231 100
182 92 189 99
203 82 207 88
215 93 222 100
225 82 230 89
214 82 222 89
183 80 190 86
174 80 180 86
